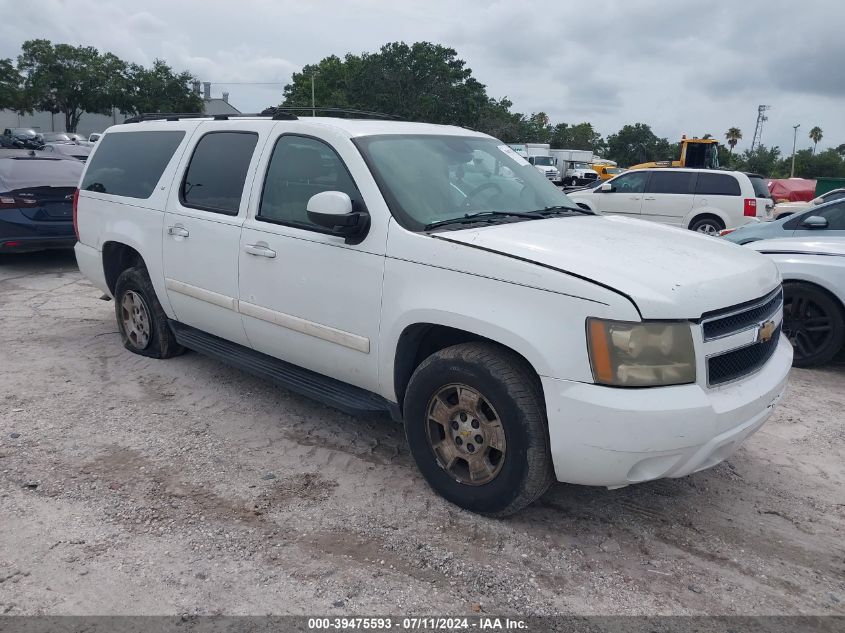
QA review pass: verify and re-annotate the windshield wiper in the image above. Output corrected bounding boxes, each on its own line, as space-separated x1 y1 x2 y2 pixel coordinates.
529 205 593 216
424 210 542 231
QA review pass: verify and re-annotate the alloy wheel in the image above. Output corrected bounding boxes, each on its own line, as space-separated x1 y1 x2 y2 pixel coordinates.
783 291 834 361
120 290 152 350
425 384 506 486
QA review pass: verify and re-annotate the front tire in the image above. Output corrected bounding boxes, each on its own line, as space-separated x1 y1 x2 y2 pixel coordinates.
114 267 183 359
403 342 554 516
689 215 725 235
783 282 844 367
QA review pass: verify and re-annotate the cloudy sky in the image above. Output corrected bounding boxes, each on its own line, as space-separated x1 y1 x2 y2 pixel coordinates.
1 0 841 153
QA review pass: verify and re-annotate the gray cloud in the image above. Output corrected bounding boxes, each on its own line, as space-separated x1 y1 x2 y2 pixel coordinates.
0 0 841 152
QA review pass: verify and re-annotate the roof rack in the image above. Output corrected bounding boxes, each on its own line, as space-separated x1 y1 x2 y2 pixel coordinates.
123 107 404 124
123 111 298 124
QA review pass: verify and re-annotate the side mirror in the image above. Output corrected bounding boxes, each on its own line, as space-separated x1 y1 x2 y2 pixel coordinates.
811 197 823 205
599 182 613 192
306 191 370 244
801 215 828 229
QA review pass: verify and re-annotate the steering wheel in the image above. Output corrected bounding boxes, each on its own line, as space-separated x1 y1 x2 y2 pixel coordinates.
461 182 503 210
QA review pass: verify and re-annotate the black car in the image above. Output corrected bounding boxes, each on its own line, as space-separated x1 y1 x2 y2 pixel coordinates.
0 149 83 254
3 128 45 150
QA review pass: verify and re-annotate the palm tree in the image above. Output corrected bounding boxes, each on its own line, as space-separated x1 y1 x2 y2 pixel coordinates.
725 127 742 155
809 126 823 154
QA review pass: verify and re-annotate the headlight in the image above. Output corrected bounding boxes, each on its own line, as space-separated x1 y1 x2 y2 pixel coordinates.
586 318 696 387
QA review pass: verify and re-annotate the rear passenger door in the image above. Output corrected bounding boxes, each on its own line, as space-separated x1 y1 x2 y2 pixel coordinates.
692 172 741 226
162 123 264 346
639 171 695 227
592 171 649 217
237 128 386 393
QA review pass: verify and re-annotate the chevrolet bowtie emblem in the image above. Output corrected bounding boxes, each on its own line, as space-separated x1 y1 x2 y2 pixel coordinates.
757 320 776 343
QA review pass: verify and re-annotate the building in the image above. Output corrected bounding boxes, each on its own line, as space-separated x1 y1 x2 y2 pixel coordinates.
0 81 239 136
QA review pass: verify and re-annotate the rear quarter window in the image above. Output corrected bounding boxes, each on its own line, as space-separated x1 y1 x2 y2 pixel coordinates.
747 176 771 199
695 173 741 196
81 131 185 198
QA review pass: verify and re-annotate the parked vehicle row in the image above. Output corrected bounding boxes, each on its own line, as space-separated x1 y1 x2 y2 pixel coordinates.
73 114 791 515
773 187 845 219
568 167 774 234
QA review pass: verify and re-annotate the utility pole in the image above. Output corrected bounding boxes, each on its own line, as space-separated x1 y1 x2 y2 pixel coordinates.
791 124 800 178
310 71 318 117
750 105 771 153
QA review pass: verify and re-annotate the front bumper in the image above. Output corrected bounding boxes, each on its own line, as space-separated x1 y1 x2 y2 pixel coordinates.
542 336 792 487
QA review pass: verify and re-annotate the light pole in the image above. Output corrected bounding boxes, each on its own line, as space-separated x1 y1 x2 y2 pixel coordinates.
310 71 319 117
791 124 800 178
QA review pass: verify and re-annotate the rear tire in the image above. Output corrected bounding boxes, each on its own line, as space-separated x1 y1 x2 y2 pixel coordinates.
403 342 554 516
689 215 725 235
114 267 183 359
783 282 844 367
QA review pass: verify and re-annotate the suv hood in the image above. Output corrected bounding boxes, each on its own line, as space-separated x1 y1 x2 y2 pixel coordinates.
439 215 780 319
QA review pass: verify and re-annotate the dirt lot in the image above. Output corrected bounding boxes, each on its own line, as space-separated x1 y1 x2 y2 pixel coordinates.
0 250 843 616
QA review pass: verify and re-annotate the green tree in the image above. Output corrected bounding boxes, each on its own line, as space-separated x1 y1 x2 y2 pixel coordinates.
604 123 675 167
125 60 203 115
282 42 493 129
17 39 120 132
725 127 742 156
734 144 782 177
809 126 823 154
550 122 605 153
0 58 23 110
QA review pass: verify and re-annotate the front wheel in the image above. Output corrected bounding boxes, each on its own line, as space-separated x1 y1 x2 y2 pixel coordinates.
403 343 554 516
689 216 725 235
783 282 844 367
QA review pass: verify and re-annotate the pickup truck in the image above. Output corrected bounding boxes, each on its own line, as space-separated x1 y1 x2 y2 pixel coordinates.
74 113 792 515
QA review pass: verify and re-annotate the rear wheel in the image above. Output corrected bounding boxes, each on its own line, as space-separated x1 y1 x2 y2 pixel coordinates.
403 342 554 516
114 267 183 359
689 216 725 235
782 282 844 367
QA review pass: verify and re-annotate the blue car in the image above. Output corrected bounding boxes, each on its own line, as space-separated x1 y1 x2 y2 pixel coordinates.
721 197 845 244
0 149 83 254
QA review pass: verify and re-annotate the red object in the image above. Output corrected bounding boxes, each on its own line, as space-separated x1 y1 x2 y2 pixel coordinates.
744 198 757 217
1 241 22 248
72 188 80 241
768 178 816 203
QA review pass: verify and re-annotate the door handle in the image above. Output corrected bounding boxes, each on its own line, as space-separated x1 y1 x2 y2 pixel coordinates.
629 196 642 200
244 243 276 258
167 226 189 238
643 196 656 201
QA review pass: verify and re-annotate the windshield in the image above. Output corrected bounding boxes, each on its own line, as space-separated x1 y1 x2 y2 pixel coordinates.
573 162 590 169
0 157 83 190
532 156 555 166
355 135 581 231
607 167 623 174
10 129 38 137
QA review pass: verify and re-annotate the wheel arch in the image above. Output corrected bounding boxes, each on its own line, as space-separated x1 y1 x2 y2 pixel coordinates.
782 276 845 316
392 322 545 416
686 209 728 231
102 241 146 295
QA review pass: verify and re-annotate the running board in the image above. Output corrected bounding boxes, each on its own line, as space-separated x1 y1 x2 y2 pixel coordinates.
169 321 399 420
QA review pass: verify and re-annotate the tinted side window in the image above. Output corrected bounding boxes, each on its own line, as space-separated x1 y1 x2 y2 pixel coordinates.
822 190 845 203
646 171 694 194
181 132 258 215
81 131 185 198
258 135 361 230
695 173 741 196
817 202 845 230
609 171 648 194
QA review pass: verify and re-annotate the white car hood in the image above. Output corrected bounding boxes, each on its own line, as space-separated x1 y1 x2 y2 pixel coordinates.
439 215 781 319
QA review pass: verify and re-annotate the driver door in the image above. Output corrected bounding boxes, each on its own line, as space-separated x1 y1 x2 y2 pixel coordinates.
594 171 650 217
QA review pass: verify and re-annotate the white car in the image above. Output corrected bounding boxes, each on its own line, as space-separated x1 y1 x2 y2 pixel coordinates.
74 114 791 515
773 188 845 220
569 168 774 234
748 238 845 367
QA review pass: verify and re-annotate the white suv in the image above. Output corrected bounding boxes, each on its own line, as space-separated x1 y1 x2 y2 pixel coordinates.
569 168 774 234
74 113 791 515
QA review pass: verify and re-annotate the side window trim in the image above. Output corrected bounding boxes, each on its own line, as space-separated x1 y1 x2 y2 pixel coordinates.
179 130 259 216
255 132 363 235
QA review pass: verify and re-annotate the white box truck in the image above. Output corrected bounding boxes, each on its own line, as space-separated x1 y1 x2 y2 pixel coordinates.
550 149 599 187
509 143 560 182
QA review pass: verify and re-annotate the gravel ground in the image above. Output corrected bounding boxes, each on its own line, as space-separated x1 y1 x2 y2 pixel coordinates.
0 250 843 616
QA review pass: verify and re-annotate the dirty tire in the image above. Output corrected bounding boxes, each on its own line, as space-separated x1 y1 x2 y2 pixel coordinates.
114 266 183 359
404 342 555 517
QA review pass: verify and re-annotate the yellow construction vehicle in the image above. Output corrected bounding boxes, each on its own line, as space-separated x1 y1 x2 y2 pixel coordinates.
629 136 719 170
